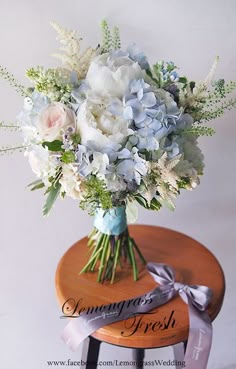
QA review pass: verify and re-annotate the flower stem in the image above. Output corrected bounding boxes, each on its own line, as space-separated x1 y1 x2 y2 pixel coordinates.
111 239 121 284
97 234 110 282
81 226 146 283
128 238 138 281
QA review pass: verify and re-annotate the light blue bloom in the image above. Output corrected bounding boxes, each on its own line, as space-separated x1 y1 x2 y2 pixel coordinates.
116 148 147 185
169 71 179 82
122 79 181 151
126 43 149 70
75 144 91 177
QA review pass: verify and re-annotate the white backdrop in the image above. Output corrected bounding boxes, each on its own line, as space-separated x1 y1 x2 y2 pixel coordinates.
0 1 235 369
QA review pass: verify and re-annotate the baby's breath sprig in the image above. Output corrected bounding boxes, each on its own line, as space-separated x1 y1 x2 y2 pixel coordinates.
0 66 27 96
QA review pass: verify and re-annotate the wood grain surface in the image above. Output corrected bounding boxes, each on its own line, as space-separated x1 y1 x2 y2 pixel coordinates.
55 225 225 348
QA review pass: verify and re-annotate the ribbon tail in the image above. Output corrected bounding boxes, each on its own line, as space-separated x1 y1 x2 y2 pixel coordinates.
61 284 175 351
172 342 185 369
184 297 213 369
61 318 96 351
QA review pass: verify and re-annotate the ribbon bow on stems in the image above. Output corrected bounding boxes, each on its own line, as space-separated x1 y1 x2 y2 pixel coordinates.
62 262 213 369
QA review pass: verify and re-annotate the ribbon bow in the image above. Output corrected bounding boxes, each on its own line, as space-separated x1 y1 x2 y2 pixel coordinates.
146 263 213 369
62 263 213 369
147 262 212 310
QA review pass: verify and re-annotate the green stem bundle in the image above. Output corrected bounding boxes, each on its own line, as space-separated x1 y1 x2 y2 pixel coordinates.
80 227 146 283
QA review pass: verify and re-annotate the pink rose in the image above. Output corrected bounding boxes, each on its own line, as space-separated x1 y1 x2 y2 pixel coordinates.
38 103 75 141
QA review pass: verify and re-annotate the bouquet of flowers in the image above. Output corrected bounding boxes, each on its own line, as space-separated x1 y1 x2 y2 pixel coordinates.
1 21 235 282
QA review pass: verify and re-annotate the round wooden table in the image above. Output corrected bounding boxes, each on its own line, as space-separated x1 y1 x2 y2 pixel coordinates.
55 225 225 368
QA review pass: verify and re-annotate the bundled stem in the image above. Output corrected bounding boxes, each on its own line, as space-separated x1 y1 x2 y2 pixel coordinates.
80 227 146 283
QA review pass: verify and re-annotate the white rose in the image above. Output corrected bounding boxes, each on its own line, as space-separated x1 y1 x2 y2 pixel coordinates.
86 52 143 98
77 99 132 152
26 145 57 185
37 102 76 142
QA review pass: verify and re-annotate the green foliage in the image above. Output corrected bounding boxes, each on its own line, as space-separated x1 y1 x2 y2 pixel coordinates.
0 66 27 96
42 140 64 152
0 121 21 131
61 151 75 164
0 144 29 155
181 125 215 137
134 194 162 211
70 133 81 145
43 181 61 216
100 20 112 52
177 178 191 189
112 26 121 50
26 66 72 102
27 179 45 191
184 79 236 123
80 176 112 214
178 77 188 85
100 20 121 53
194 98 236 123
147 61 180 89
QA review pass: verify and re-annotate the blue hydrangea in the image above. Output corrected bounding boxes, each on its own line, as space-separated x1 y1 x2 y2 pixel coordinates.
122 79 181 151
116 147 147 185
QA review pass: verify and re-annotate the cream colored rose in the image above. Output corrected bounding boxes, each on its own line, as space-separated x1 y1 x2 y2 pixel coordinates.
86 52 143 98
37 102 75 141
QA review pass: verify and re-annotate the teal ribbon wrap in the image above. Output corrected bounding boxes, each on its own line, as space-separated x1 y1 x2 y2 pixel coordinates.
93 207 127 235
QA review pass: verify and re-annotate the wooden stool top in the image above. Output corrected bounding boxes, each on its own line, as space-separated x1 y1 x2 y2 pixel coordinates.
55 225 225 349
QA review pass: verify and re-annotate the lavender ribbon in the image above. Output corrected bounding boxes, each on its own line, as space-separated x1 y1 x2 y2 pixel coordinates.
62 263 213 369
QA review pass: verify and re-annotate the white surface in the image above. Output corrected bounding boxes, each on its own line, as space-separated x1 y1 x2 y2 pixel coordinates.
0 1 235 368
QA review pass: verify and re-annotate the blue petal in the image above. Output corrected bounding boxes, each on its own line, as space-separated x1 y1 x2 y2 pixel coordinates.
123 106 133 120
149 119 162 131
133 110 147 124
118 148 132 159
141 92 157 107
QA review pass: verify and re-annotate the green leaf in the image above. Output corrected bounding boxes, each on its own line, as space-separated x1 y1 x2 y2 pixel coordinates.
43 182 61 216
27 179 45 191
27 179 43 188
178 77 188 84
149 198 162 211
134 194 148 209
61 151 75 164
146 69 159 86
42 140 63 152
